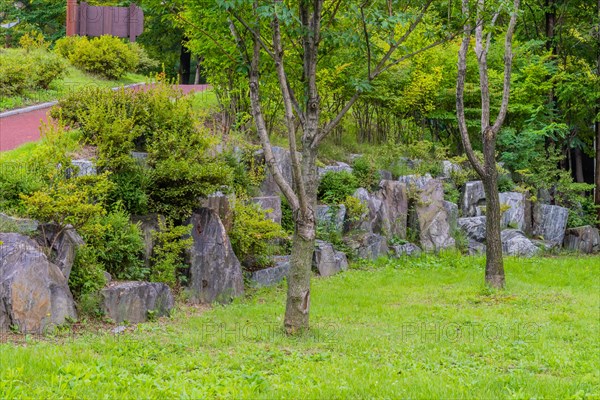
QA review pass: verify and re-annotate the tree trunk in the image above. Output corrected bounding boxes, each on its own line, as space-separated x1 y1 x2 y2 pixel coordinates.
179 40 191 85
482 136 504 288
574 147 584 183
194 56 202 85
284 146 318 334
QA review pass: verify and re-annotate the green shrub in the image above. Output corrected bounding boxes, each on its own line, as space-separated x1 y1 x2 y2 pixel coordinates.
280 196 295 234
150 220 192 287
318 170 359 205
128 42 158 74
54 35 81 59
230 201 285 270
69 35 138 79
343 194 368 225
80 209 147 280
30 50 66 89
69 245 106 300
107 166 152 216
0 51 28 96
352 157 380 190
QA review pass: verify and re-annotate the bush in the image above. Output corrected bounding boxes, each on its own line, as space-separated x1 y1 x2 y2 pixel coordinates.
80 209 147 281
128 42 158 74
0 51 28 96
54 35 81 59
318 170 359 205
230 201 285 270
150 220 192 287
352 157 380 190
30 50 66 89
69 35 138 79
69 245 106 300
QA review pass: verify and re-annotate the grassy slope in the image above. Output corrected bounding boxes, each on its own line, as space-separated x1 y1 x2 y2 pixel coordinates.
1 254 598 399
0 62 147 112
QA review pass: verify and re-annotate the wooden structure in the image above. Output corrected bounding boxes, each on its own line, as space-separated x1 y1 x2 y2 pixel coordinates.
66 0 144 42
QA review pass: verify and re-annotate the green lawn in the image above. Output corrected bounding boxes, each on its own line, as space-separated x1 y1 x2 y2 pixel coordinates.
0 64 147 112
1 254 599 399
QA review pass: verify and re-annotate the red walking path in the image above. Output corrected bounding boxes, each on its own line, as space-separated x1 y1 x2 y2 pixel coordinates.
0 84 210 152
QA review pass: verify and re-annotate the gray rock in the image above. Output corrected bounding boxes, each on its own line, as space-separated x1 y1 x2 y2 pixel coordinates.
440 160 461 178
318 162 353 178
200 192 233 232
532 204 569 247
458 216 487 243
248 256 290 287
347 188 375 233
501 229 540 257
104 271 112 283
251 196 283 224
131 214 164 270
313 241 348 277
467 240 486 255
374 180 409 239
316 204 346 234
0 233 77 333
378 170 393 180
343 232 389 260
563 226 600 254
537 188 552 204
130 151 149 165
397 174 433 190
188 208 244 304
408 178 455 251
258 146 300 196
443 201 459 232
499 192 531 234
0 213 38 233
71 159 96 177
461 181 486 217
391 243 422 257
39 224 84 280
101 281 174 324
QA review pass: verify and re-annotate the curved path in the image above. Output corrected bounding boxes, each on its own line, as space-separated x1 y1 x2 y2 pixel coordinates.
0 84 210 152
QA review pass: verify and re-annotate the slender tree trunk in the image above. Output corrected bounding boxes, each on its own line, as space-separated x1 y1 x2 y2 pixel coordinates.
482 136 504 287
179 39 191 84
574 147 584 183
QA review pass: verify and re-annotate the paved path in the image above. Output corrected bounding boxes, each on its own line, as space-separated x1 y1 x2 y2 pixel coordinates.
0 84 211 152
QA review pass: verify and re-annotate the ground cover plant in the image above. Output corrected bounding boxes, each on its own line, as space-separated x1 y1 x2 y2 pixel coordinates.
0 254 598 398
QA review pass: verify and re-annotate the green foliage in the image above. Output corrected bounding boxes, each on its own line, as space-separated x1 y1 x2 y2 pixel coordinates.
318 171 359 205
18 31 49 51
351 157 380 190
106 166 152 216
343 195 367 225
0 48 64 95
69 245 106 300
54 35 80 59
128 42 159 74
68 35 139 79
230 201 285 269
150 220 192 287
224 143 265 197
280 196 294 234
80 209 146 281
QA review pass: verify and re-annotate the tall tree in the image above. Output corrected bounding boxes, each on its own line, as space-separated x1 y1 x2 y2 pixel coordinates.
456 0 520 288
206 0 449 333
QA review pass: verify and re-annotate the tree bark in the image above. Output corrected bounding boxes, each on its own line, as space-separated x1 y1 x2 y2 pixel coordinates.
179 39 191 85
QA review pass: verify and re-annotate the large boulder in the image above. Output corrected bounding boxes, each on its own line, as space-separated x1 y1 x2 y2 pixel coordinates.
443 201 459 232
391 243 422 257
347 188 376 233
39 224 84 280
316 204 346 234
343 232 389 260
440 160 461 179
405 177 455 252
251 196 283 224
101 281 173 324
258 146 299 196
458 216 487 243
188 208 244 304
200 192 234 232
563 226 600 254
248 256 290 287
318 162 353 178
313 241 348 277
374 180 408 239
499 192 532 234
0 233 77 333
131 214 164 270
501 229 540 257
532 204 569 247
0 213 38 233
461 181 486 217
378 170 393 181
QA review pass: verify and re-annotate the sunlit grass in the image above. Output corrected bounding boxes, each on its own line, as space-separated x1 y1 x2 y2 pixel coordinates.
1 254 598 399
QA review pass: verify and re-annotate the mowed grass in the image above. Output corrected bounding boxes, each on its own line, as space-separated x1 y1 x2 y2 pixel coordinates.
1 254 599 399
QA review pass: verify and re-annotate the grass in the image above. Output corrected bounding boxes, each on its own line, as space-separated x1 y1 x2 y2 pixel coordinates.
1 253 598 399
0 62 147 112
